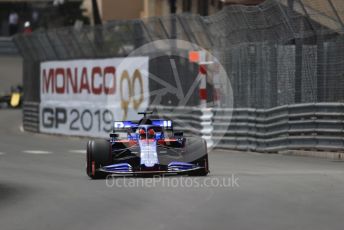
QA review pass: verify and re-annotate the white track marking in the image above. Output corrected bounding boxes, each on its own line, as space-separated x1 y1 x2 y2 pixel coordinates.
19 125 24 132
0 152 5 155
23 150 52 155
68 150 86 154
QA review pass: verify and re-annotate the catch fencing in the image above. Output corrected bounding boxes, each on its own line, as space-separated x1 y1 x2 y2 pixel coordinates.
14 0 344 152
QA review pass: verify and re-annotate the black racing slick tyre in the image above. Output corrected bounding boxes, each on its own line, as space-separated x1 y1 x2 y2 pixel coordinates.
187 154 209 176
86 139 112 179
187 139 209 176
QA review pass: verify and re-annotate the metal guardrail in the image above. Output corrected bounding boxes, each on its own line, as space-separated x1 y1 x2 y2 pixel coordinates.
150 104 344 152
21 102 344 152
0 37 18 55
23 101 39 133
213 103 344 152
149 106 214 148
149 106 203 136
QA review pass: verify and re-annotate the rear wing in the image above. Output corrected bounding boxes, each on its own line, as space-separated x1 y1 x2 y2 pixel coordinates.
113 120 173 132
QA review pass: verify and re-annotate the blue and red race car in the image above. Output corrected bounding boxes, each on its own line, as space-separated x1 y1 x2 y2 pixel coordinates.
86 112 209 178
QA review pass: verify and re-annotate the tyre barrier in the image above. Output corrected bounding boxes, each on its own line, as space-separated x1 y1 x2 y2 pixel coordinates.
23 101 39 133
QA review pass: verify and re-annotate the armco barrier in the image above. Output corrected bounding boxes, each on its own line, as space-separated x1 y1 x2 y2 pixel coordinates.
213 103 344 152
150 104 344 152
149 106 214 149
149 106 203 137
23 101 39 133
151 106 214 147
0 37 18 55
22 102 344 152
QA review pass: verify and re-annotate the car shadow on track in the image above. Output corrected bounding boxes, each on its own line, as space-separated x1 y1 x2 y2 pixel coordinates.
0 182 32 206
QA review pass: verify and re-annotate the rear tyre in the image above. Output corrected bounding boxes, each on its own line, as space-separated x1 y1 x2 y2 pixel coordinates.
86 139 111 179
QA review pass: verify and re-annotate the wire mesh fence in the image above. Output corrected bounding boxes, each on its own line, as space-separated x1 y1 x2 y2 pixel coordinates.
13 0 344 109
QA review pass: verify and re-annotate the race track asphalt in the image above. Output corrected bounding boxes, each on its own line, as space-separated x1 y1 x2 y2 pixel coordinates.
0 109 344 230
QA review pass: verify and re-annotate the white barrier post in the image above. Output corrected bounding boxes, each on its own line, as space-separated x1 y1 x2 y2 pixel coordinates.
189 51 214 149
212 62 221 107
199 64 207 108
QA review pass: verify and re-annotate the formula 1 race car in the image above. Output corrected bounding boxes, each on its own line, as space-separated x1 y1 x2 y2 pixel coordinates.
0 85 23 108
86 112 209 179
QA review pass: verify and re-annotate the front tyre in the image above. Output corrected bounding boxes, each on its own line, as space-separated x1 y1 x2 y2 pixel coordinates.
188 154 209 176
187 139 209 176
86 139 112 179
